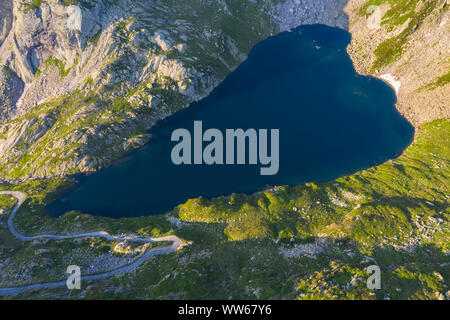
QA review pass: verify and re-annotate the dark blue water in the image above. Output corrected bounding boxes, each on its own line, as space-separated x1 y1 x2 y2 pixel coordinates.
47 25 414 218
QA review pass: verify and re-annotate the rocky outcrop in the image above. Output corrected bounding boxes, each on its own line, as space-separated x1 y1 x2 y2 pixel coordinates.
0 66 24 122
0 0 13 47
0 0 352 123
0 0 103 119
0 0 352 180
0 0 447 181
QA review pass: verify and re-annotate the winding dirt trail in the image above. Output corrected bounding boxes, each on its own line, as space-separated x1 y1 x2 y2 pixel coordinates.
0 191 187 296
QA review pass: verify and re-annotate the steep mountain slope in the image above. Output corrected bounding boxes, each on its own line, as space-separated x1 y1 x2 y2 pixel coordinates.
0 0 349 181
346 0 450 126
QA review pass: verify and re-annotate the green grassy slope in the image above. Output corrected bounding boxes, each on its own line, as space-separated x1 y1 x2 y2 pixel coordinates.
1 119 448 299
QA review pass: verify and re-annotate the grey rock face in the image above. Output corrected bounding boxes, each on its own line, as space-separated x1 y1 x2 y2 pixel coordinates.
272 0 349 31
0 0 104 116
0 0 348 124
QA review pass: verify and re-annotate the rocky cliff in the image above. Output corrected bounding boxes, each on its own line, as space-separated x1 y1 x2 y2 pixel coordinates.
345 0 449 127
